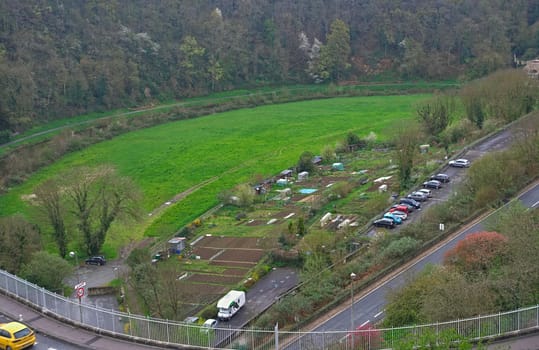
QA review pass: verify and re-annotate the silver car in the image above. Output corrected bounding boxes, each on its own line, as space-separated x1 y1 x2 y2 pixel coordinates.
448 158 470 168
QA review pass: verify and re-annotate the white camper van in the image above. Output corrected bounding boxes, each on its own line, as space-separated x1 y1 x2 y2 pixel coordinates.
217 290 246 321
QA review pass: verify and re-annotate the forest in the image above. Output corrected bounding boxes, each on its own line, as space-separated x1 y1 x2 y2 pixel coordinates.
1 0 539 133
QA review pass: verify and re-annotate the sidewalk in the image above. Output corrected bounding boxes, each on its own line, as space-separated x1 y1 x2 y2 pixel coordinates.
0 293 167 350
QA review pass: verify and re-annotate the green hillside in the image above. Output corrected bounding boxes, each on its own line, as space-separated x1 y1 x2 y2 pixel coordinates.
0 94 427 252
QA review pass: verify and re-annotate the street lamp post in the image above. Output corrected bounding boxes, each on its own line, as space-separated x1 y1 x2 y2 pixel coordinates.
350 272 356 348
69 251 83 323
69 251 80 283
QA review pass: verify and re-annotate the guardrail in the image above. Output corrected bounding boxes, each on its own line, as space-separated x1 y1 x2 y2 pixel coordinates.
1 269 538 349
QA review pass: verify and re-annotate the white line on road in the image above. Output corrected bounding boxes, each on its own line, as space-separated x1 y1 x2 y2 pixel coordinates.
374 310 384 318
360 320 370 328
532 200 539 208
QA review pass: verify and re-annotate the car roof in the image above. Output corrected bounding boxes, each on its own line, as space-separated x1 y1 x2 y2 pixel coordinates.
0 322 29 333
204 318 217 325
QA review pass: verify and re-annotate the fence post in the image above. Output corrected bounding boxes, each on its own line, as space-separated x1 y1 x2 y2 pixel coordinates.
166 319 170 343
518 309 520 331
275 323 279 350
128 311 133 336
25 282 28 301
478 315 481 339
42 288 46 309
498 312 501 336
537 305 538 328
112 309 116 334
147 315 151 339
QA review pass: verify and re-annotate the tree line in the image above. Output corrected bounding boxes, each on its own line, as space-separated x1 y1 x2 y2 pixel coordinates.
1 0 539 133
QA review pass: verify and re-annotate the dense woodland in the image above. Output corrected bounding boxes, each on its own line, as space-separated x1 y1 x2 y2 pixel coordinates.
1 0 539 132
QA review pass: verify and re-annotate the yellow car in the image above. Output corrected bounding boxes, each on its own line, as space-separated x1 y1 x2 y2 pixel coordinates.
0 322 36 350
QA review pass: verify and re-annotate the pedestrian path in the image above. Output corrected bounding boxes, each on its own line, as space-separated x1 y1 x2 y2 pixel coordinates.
0 293 166 350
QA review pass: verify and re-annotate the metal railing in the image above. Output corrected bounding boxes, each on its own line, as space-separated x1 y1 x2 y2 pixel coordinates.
1 269 537 349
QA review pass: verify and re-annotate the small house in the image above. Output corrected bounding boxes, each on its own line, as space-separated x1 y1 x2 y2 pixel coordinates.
168 237 186 254
298 171 309 181
332 162 344 171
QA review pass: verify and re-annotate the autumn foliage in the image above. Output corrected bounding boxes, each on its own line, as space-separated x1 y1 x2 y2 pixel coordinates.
444 231 508 274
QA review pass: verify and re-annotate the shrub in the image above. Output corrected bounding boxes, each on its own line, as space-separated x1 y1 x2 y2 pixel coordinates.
382 236 420 259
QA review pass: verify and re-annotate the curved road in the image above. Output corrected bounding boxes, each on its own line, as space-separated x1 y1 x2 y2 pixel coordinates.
284 181 539 349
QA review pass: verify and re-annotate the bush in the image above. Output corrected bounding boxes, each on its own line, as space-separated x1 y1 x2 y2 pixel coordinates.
382 237 420 259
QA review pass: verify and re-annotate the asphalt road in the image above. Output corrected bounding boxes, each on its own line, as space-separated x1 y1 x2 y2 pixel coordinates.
283 181 539 349
0 313 83 350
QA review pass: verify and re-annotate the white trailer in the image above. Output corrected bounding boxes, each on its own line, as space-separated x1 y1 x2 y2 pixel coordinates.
217 290 245 321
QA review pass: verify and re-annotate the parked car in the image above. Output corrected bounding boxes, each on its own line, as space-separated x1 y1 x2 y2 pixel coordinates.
417 188 432 197
85 255 106 266
448 158 470 168
373 218 396 229
390 204 412 213
430 173 450 183
423 180 442 189
399 197 421 209
202 318 218 332
407 192 428 202
0 322 36 350
383 212 403 224
388 210 408 220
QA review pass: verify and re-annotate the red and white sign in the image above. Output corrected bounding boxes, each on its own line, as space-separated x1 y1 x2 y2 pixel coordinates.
74 281 86 298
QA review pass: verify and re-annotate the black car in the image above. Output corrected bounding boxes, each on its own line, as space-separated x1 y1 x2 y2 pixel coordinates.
430 173 450 183
399 197 421 209
423 180 442 189
373 218 396 229
85 256 106 265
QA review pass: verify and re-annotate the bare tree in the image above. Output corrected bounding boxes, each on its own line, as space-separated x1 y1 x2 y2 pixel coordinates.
66 165 142 256
34 179 68 257
392 121 423 189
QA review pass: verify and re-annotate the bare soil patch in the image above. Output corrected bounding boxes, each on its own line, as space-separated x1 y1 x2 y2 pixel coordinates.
192 246 221 259
197 236 260 249
186 273 243 285
217 249 265 263
245 219 266 226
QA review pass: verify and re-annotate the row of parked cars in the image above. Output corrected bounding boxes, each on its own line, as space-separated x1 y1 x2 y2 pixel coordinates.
373 173 453 229
372 158 471 229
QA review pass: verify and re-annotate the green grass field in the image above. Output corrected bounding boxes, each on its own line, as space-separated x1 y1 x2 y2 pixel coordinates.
0 94 428 254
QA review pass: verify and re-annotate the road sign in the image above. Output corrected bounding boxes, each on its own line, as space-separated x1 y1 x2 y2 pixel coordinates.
74 281 86 290
76 287 84 298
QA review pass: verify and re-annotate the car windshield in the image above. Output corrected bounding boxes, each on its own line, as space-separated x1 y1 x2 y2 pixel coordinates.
14 327 31 339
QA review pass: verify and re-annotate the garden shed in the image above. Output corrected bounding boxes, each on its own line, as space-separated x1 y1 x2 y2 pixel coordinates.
298 171 309 181
168 237 186 254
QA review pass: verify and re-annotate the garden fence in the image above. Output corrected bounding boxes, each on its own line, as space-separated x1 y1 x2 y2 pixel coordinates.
1 269 537 349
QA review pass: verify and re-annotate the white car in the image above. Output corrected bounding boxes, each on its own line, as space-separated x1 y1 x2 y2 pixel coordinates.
417 188 432 197
202 318 218 332
448 158 470 168
387 210 407 220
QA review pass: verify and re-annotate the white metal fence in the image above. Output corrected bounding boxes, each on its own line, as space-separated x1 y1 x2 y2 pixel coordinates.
1 269 537 349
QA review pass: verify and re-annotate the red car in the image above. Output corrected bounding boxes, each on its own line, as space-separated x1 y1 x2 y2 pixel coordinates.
390 204 410 214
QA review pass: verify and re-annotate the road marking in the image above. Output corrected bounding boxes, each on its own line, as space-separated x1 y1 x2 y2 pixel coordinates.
359 320 370 328
532 200 539 208
374 310 384 318
48 348 57 350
